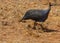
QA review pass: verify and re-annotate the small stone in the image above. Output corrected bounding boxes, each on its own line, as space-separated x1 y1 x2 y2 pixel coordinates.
1 21 9 26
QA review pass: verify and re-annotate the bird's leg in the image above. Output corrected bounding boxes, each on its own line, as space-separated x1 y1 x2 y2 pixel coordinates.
39 22 46 31
39 23 45 30
32 21 37 30
39 22 50 32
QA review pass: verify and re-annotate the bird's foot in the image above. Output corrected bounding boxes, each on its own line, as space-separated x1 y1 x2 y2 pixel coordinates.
32 27 36 30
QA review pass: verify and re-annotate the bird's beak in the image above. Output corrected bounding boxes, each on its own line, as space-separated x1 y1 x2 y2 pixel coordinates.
19 17 27 22
19 18 24 22
19 19 26 23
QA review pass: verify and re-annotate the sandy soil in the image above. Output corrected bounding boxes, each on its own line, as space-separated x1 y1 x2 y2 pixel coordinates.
0 0 60 43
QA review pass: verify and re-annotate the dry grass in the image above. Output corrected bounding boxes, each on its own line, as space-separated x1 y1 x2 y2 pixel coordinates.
0 0 60 43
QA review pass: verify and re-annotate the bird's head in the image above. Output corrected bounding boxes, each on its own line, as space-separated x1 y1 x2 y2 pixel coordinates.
49 2 56 6
49 3 52 6
19 16 29 22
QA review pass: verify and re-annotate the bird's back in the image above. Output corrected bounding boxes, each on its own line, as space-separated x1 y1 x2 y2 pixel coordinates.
24 10 48 22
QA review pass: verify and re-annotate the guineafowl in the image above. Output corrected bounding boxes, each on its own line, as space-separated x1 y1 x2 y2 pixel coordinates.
20 3 59 32
21 3 51 22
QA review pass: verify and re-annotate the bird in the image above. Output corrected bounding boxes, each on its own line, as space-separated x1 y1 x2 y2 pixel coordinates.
20 3 51 22
20 3 59 32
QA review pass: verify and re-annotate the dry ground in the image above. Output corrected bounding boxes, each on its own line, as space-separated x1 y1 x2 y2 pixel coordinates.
0 0 60 43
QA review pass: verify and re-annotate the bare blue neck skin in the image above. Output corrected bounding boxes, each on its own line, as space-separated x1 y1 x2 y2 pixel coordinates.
43 3 51 15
